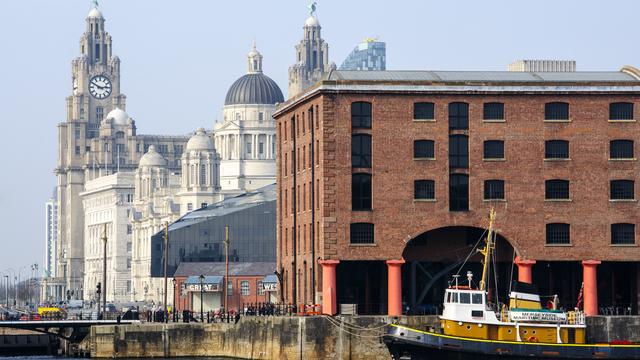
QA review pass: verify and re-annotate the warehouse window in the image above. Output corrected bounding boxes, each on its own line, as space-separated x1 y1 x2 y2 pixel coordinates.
610 140 634 159
240 281 250 296
483 140 504 159
484 180 505 200
352 173 372 211
545 140 569 159
545 180 570 200
449 174 469 211
483 102 504 120
414 140 435 159
352 134 372 168
610 180 634 200
449 102 469 130
545 102 569 120
449 135 469 169
546 223 570 245
350 223 374 244
611 223 635 245
414 102 435 120
610 102 634 120
352 102 372 129
414 180 435 200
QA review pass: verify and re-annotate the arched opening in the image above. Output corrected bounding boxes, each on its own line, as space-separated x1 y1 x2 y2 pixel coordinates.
402 226 516 315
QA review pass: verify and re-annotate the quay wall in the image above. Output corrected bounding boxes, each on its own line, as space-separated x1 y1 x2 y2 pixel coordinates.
90 316 640 359
90 316 439 359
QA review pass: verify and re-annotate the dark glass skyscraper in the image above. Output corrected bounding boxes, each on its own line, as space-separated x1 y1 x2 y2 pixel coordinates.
340 40 386 71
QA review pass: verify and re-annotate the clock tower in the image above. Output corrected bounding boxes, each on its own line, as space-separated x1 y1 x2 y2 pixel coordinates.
56 3 127 296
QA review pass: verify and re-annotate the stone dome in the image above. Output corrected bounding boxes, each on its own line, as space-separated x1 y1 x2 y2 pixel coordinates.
186 128 214 151
106 108 129 126
88 7 103 18
139 145 167 167
224 73 284 106
305 16 320 27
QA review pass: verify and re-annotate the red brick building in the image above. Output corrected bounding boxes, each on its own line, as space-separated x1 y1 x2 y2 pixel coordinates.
274 67 640 316
172 262 276 313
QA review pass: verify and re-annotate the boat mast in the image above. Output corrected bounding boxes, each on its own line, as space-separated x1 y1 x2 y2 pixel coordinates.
479 207 496 292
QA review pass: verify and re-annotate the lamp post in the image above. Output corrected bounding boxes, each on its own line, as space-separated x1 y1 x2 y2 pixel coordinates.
224 226 229 312
3 275 8 308
163 222 169 324
198 274 204 322
171 278 177 322
101 224 108 317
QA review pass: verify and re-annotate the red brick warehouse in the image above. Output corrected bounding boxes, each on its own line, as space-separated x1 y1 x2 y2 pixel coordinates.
274 66 640 317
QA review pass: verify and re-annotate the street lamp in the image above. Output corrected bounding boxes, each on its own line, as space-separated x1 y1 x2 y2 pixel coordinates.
198 274 204 322
3 275 8 308
171 278 177 322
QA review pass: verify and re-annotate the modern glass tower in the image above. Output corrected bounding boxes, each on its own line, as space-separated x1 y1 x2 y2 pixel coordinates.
340 39 386 71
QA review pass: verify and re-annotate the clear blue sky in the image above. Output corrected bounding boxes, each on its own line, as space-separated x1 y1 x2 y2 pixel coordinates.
0 0 637 272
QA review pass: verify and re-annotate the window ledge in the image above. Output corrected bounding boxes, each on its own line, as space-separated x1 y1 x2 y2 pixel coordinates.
414 157 436 161
609 199 637 202
545 199 572 202
609 158 637 161
544 158 571 161
544 119 571 123
545 244 573 247
609 119 636 123
483 119 506 123
483 158 506 162
611 243 638 247
483 199 506 202
414 199 436 202
413 119 436 122
352 209 373 212
349 243 377 247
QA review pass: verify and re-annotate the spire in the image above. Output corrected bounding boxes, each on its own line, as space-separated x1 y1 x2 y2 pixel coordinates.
247 41 263 74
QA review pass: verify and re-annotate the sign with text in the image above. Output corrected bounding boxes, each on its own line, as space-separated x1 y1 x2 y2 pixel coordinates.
509 310 566 323
262 282 277 292
186 283 220 292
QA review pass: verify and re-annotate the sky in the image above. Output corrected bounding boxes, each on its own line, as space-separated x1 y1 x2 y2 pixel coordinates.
0 0 638 272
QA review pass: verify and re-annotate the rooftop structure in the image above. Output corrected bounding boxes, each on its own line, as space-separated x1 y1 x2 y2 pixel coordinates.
340 39 386 71
508 60 576 72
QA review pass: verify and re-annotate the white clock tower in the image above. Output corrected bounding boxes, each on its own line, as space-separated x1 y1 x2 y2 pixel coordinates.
56 3 127 297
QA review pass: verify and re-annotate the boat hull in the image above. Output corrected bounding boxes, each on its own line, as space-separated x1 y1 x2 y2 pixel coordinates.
384 324 640 359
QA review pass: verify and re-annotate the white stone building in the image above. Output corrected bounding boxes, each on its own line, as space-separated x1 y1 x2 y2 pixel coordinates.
215 45 282 192
56 5 187 299
81 172 135 304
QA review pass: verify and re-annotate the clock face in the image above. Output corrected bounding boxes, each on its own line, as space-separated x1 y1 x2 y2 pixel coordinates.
89 75 112 99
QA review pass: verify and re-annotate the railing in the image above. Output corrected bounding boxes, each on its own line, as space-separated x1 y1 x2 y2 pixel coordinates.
599 305 634 316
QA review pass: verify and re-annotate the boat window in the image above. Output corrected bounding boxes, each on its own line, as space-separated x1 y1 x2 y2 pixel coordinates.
446 292 451 303
452 292 459 303
472 293 483 304
460 293 471 304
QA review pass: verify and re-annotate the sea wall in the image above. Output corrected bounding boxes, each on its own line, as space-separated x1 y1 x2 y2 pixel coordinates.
90 315 439 359
90 315 640 359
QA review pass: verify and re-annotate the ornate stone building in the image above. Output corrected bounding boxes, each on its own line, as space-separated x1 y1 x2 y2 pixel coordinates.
214 45 283 192
56 5 187 299
287 9 331 98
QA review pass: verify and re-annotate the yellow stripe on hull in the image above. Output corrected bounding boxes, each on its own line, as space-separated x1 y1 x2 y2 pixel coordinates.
441 319 585 344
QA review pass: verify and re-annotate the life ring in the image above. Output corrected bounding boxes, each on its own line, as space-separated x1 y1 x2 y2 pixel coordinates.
527 336 539 343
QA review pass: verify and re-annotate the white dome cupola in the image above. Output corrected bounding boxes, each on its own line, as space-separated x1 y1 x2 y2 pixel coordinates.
186 128 214 152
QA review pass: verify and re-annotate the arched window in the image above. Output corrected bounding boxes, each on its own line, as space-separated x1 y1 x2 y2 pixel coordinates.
610 180 634 200
414 180 435 200
483 140 504 159
414 140 435 159
484 180 505 200
449 174 469 211
610 102 634 120
545 140 569 159
546 223 570 244
545 102 569 120
611 223 635 245
351 102 372 129
545 179 570 200
610 140 634 159
115 131 125 139
414 102 434 120
483 102 504 120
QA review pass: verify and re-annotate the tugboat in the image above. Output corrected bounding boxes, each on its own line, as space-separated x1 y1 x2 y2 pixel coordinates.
384 208 640 359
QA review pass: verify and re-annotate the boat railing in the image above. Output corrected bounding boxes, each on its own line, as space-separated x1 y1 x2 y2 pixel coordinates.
567 310 585 325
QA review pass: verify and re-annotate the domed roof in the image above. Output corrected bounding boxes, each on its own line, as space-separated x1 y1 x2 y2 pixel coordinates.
106 108 129 126
225 73 284 106
139 145 167 168
305 16 320 27
186 128 214 151
88 7 103 18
